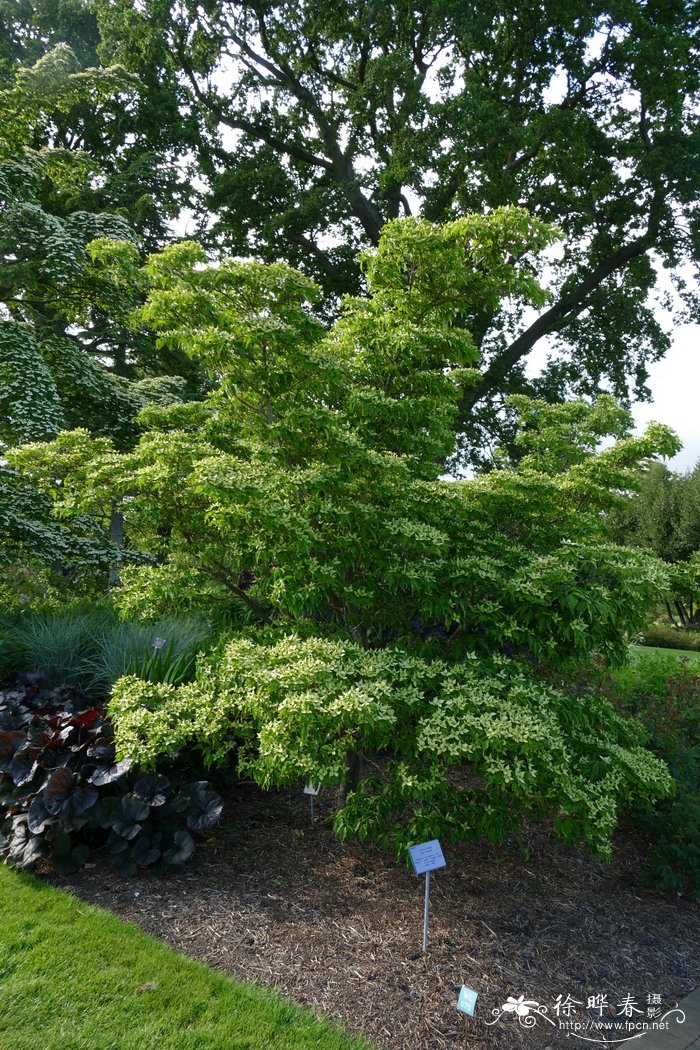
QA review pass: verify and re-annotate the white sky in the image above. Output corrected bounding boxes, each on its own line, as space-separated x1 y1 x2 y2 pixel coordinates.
631 322 700 473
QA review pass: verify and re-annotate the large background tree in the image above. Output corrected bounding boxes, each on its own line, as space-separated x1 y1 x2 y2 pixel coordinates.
0 0 191 250
612 460 700 563
92 0 700 460
0 43 200 589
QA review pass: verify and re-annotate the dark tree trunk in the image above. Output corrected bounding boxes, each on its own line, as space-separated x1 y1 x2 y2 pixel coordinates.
108 504 124 589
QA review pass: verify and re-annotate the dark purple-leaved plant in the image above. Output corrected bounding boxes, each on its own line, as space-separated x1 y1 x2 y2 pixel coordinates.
0 676 223 876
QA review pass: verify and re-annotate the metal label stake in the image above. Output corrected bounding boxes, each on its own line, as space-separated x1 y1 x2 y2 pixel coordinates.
303 782 321 825
407 839 446 954
423 869 431 953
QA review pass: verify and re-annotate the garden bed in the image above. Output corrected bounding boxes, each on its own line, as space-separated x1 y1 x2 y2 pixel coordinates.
47 782 700 1050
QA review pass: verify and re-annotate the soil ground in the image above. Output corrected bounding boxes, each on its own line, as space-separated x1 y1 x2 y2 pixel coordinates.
49 783 700 1050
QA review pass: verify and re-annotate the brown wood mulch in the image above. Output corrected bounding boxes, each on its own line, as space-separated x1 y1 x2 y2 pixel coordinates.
47 784 700 1050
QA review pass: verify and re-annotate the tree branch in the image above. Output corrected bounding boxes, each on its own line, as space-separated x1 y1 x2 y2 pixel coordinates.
175 48 334 172
289 232 343 278
461 190 668 413
185 15 386 243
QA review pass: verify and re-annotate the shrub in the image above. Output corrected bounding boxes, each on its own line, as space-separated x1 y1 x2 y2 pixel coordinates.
109 633 672 861
0 675 223 875
640 621 700 653
573 654 700 897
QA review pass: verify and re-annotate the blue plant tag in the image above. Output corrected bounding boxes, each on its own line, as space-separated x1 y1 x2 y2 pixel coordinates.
457 986 478 1017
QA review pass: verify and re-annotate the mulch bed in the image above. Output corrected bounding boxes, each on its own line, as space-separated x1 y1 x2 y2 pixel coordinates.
48 784 700 1050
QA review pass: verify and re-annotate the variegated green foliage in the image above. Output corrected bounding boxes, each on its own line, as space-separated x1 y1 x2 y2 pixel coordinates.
0 47 193 453
0 148 144 450
110 634 672 859
0 324 64 445
0 467 107 570
0 43 135 153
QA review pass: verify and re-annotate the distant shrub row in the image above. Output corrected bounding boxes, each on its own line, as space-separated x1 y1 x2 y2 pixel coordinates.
640 621 700 653
570 654 700 897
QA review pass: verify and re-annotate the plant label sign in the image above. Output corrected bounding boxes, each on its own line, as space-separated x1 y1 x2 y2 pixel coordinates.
407 839 446 876
303 783 321 796
457 986 479 1017
407 839 445 953
152 637 167 651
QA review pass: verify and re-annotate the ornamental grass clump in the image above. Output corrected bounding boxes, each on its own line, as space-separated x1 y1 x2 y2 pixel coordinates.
0 607 212 694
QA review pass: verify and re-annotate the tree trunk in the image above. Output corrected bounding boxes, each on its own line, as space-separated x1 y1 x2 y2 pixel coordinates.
108 504 124 589
338 751 365 805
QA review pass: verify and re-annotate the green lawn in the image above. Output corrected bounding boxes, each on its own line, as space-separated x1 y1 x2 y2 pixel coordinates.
629 643 700 663
0 864 374 1050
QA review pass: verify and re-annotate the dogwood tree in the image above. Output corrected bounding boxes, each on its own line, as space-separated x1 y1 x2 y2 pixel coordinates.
10 210 679 855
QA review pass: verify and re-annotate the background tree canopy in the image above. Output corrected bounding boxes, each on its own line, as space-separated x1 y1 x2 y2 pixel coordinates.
611 458 700 628
2 1 698 462
91 0 700 459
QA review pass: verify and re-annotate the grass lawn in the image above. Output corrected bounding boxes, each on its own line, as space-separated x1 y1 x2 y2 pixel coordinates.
629 643 700 663
0 864 374 1050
